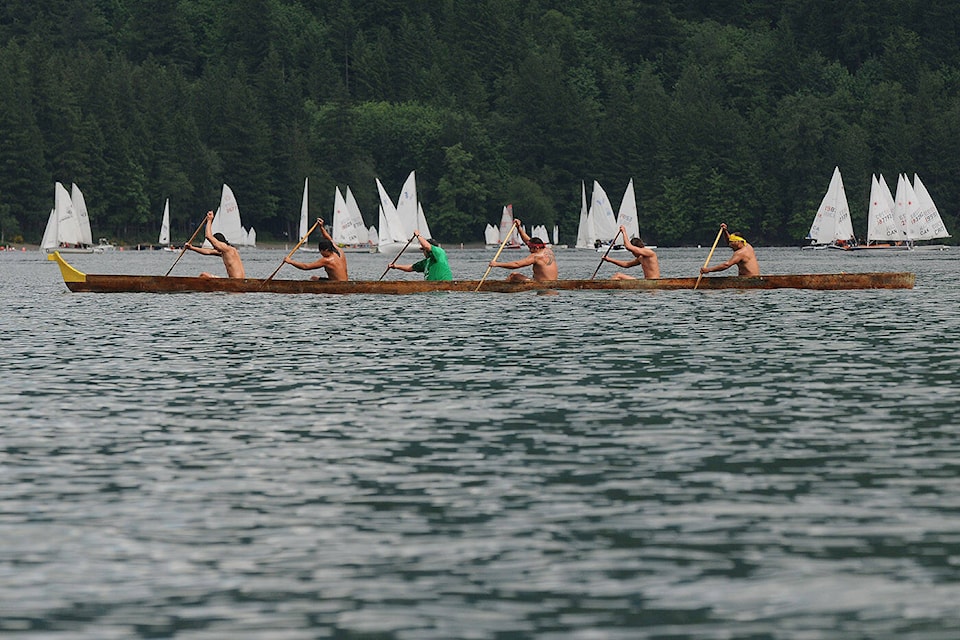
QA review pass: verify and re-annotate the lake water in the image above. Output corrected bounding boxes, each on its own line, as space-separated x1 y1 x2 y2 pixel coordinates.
2 245 960 638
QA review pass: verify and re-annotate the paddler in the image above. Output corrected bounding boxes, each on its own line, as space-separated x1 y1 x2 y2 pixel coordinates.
487 219 558 282
699 223 759 277
387 231 452 281
283 218 348 281
602 224 660 279
184 210 246 278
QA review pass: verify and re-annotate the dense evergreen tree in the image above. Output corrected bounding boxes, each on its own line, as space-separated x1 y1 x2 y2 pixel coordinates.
0 1 958 245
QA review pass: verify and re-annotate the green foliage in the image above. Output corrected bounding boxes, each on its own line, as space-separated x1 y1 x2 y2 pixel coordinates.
0 1 959 244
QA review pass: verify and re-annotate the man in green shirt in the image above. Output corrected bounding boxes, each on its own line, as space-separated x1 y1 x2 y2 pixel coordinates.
387 231 452 281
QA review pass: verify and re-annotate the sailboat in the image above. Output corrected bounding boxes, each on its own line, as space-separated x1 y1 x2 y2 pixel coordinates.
206 184 246 247
497 204 523 249
483 223 499 246
158 199 177 251
296 178 318 252
333 186 372 252
71 184 94 249
596 179 647 252
575 182 592 249
803 166 855 250
845 174 909 252
375 179 409 255
908 173 951 250
375 171 432 254
40 182 93 253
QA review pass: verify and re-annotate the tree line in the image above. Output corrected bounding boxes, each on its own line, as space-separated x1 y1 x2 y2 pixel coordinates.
2 0 959 246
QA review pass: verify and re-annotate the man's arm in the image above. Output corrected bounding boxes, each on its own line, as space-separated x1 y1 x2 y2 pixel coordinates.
603 256 641 268
184 243 218 256
513 219 531 244
703 252 742 273
284 256 330 270
490 254 536 269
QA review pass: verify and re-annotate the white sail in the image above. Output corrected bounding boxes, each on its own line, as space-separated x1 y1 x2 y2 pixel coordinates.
298 178 309 240
808 166 854 245
912 174 950 240
345 187 369 244
159 199 171 246
575 181 592 248
866 175 903 243
589 181 619 244
553 224 559 245
333 186 367 246
209 184 245 246
895 174 923 242
40 208 57 252
498 204 522 246
416 203 431 240
396 171 418 237
484 223 499 245
368 225 378 247
247 227 256 247
377 178 404 252
615 179 640 241
55 182 85 246
70 183 94 246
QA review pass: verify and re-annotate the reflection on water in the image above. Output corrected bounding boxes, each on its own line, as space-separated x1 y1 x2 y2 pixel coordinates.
2 247 960 637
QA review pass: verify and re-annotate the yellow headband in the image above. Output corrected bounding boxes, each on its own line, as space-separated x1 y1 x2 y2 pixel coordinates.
728 234 746 243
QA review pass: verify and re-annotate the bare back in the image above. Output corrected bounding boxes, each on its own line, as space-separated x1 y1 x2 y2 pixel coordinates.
732 244 760 277
632 247 659 279
532 247 558 281
220 245 245 278
322 251 348 281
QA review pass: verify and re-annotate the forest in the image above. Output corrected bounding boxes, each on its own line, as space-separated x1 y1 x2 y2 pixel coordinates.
2 0 960 246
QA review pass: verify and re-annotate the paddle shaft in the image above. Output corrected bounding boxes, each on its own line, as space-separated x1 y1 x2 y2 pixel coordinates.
378 234 418 281
590 229 624 280
163 219 206 276
264 218 323 283
694 226 725 290
475 226 519 291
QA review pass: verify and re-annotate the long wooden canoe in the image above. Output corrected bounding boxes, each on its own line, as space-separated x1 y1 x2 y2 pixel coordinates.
48 251 915 294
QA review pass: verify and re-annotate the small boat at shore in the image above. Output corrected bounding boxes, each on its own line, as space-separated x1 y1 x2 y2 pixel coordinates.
49 251 915 294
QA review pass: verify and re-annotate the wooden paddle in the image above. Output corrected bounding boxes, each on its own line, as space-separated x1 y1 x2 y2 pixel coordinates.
475 226 518 291
163 219 206 276
590 228 624 280
263 218 322 284
694 225 725 290
378 234 418 281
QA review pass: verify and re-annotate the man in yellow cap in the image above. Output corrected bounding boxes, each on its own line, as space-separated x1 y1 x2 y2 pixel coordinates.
700 223 759 277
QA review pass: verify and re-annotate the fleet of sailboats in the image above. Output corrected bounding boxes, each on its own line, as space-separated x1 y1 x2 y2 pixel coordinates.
34 170 951 254
806 166 950 251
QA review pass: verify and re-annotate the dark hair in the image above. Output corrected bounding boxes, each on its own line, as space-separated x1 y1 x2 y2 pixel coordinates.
213 232 230 246
630 237 644 247
528 237 546 249
426 238 439 247
318 238 337 254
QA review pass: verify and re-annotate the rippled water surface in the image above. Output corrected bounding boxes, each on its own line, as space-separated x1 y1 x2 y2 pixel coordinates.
3 246 960 638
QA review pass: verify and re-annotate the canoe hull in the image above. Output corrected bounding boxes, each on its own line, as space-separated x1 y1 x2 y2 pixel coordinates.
48 252 916 294
63 273 919 294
